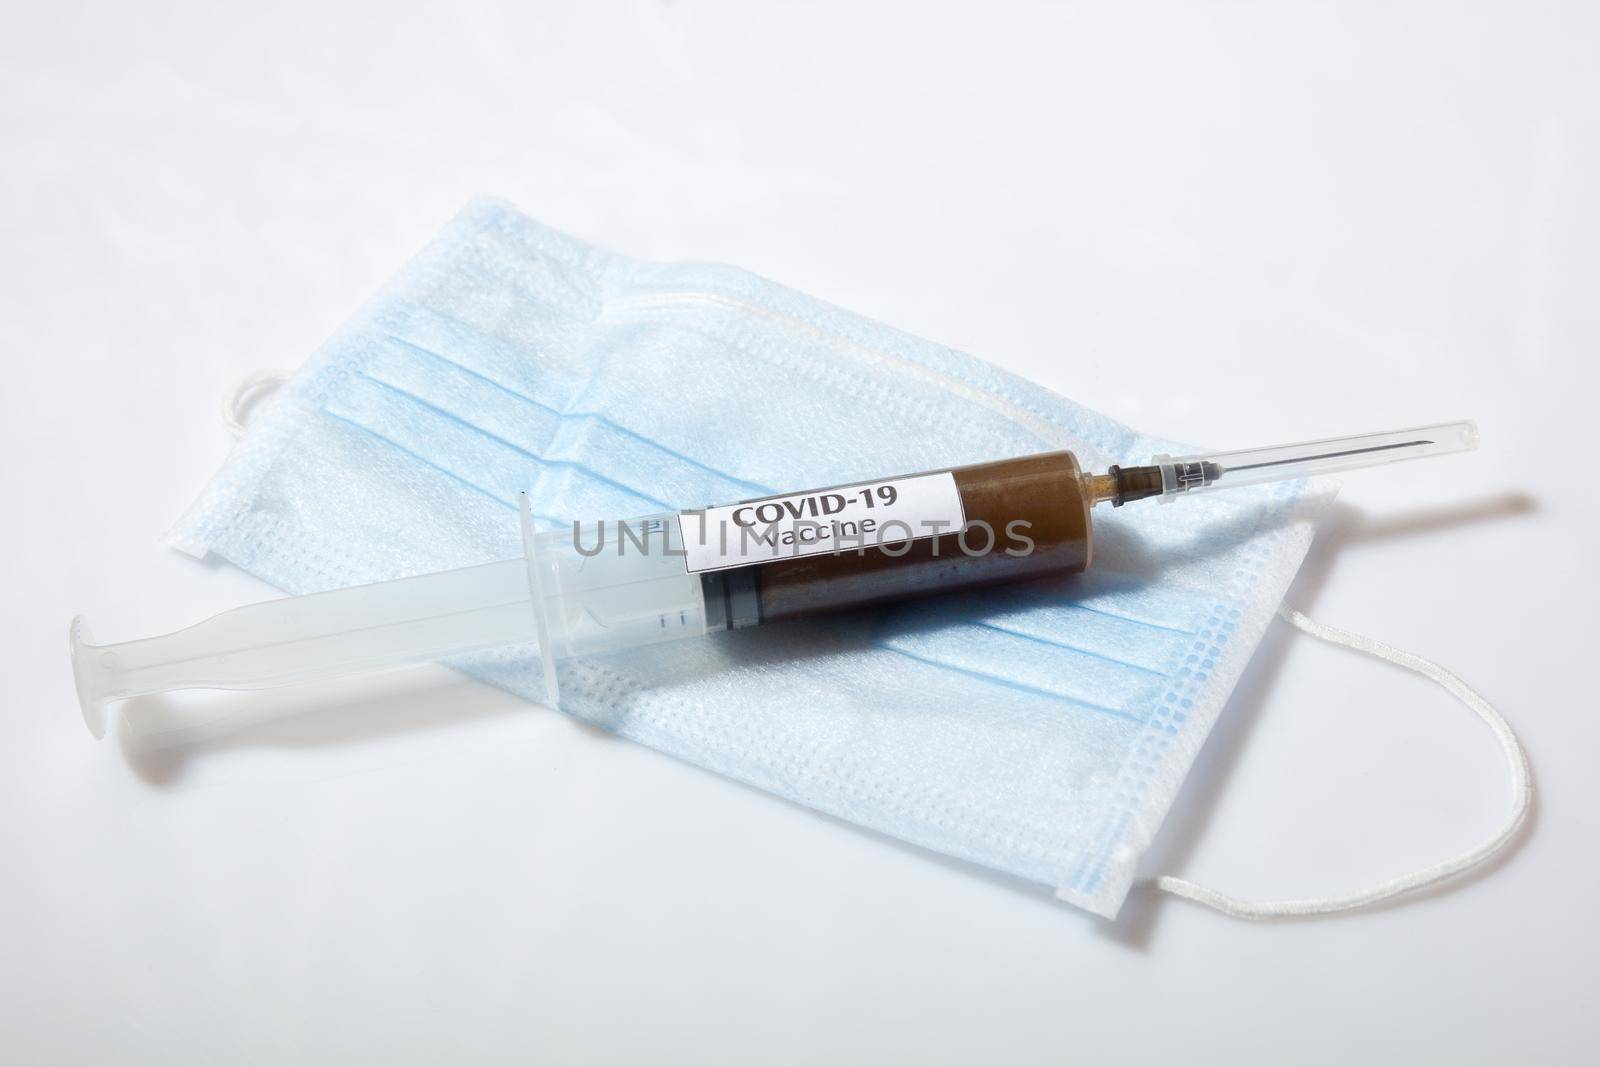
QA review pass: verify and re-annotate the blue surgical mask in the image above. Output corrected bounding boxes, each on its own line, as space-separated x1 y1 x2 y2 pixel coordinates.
170 198 1333 918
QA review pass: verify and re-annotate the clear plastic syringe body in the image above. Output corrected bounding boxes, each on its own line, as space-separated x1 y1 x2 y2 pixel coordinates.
70 420 1478 737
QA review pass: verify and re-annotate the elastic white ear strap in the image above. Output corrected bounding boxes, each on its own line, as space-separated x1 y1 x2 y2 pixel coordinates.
1139 603 1532 920
220 369 292 435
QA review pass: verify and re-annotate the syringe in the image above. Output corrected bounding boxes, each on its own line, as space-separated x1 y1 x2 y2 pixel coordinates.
70 420 1478 737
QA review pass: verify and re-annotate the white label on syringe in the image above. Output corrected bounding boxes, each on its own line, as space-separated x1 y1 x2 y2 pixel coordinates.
678 471 967 574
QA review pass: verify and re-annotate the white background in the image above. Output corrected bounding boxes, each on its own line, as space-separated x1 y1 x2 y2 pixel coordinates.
3 2 1596 1063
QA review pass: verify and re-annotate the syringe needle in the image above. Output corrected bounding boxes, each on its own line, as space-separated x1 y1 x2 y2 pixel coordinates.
1226 438 1437 474
1093 422 1476 506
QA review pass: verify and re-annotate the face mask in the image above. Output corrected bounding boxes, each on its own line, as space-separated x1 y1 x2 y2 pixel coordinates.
169 199 1528 919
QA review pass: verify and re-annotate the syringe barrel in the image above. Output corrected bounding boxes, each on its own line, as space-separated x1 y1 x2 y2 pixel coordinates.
68 453 1096 735
731 451 1092 623
528 516 708 659
537 451 1094 639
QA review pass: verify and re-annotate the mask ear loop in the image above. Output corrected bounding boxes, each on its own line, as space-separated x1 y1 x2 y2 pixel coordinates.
221 369 292 435
1136 603 1533 920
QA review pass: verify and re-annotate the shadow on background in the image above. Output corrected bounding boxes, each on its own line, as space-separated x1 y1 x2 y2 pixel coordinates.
115 668 538 786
